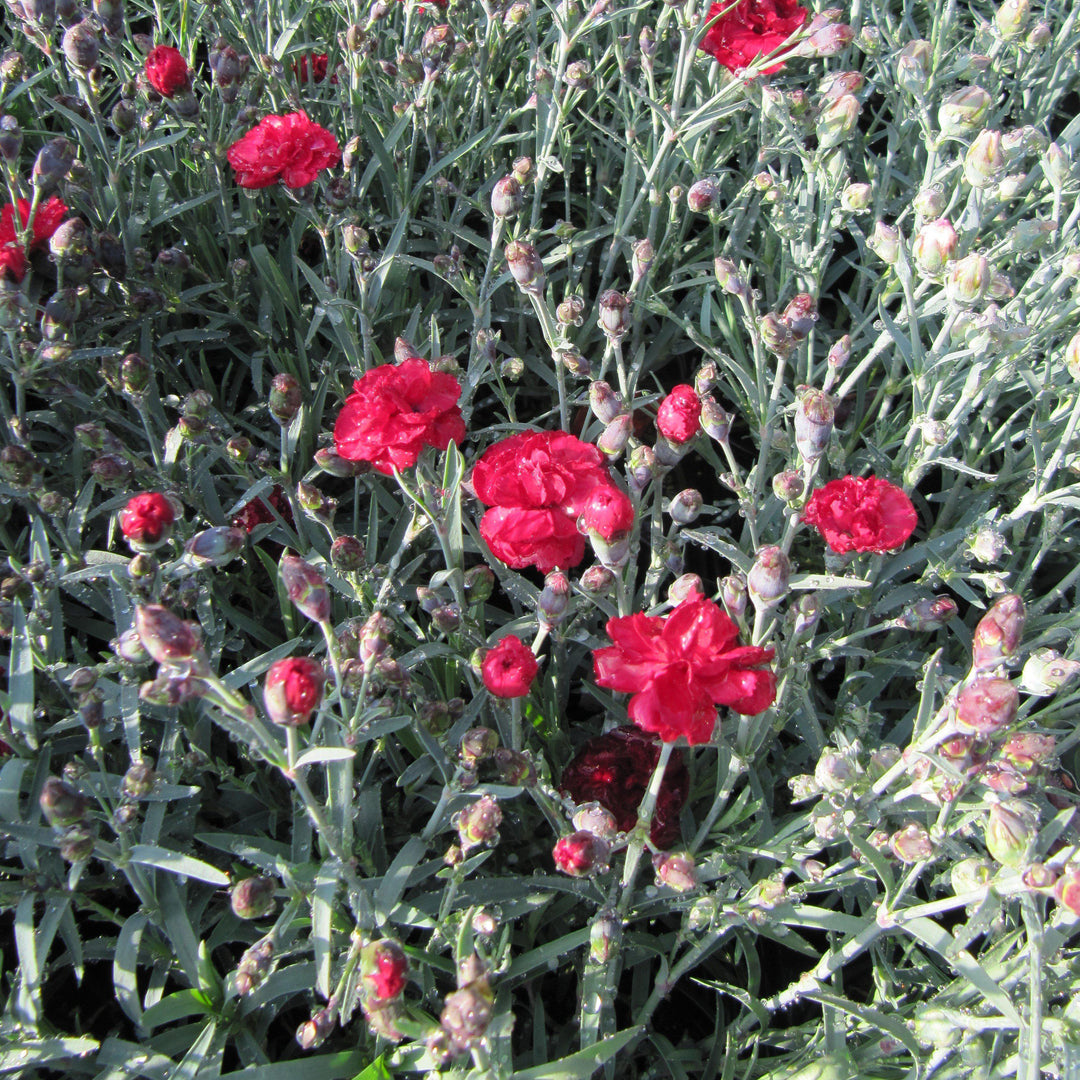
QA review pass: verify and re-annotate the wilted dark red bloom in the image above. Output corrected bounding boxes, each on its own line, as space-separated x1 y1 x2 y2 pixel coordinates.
656 384 702 444
293 52 330 83
701 0 809 74
561 726 689 848
802 476 917 554
593 593 776 744
120 492 175 545
481 636 539 698
226 112 341 189
472 430 614 573
263 656 326 726
232 486 294 532
0 196 68 281
144 45 190 97
333 359 465 475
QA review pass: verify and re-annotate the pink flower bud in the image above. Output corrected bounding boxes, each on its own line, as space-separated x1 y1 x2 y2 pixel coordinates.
493 747 536 785
538 570 572 624
230 875 276 919
268 373 302 425
748 546 790 610
235 937 274 995
504 240 544 291
869 220 901 264
772 470 804 503
912 218 958 276
713 257 748 298
264 656 326 726
572 803 620 839
589 380 625 424
794 389 834 461
653 851 697 891
841 182 872 211
896 595 958 631
589 911 621 962
816 93 861 149
39 777 88 827
1054 869 1080 916
955 678 1019 734
656 385 701 444
359 612 394 664
686 177 719 213
938 86 992 136
668 488 703 526
553 830 610 876
668 573 703 606
597 290 631 339
135 604 202 665
802 21 854 57
758 312 796 357
964 130 1005 188
895 39 931 93
490 175 523 219
700 396 733 442
1021 648 1080 695
280 554 331 624
456 794 502 851
597 414 633 459
946 253 992 306
971 593 1025 671
185 526 245 569
889 822 934 863
296 1007 335 1050
782 293 818 338
722 573 747 618
581 565 616 593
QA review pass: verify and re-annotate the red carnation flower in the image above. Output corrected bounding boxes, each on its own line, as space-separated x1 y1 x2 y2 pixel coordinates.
263 656 326 726
0 196 68 282
561 726 689 849
144 45 190 97
481 635 539 699
656 384 702 444
232 486 294 533
119 492 176 546
472 430 614 573
581 484 635 540
593 593 776 745
701 0 809 74
226 112 341 189
802 475 917 554
333 358 466 475
293 52 333 83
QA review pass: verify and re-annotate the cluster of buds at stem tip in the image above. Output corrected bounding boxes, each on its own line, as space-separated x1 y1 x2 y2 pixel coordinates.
456 794 502 852
504 240 544 293
280 554 331 624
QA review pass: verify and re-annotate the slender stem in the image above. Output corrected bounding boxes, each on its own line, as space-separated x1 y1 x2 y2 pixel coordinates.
619 742 673 898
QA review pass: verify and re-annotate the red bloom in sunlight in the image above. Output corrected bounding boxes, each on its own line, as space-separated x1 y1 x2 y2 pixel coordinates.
226 112 341 189
656 384 701 444
561 726 689 848
144 45 190 97
481 635 539 698
0 196 68 281
701 0 809 74
333 359 465 475
593 593 776 745
119 492 175 545
802 475 917 554
472 430 616 573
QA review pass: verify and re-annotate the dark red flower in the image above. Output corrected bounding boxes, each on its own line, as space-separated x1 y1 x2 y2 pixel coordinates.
561 726 689 848
293 52 330 83
656 384 702 444
226 112 341 189
263 656 326 726
119 492 175 545
802 475 917 554
471 430 614 573
232 486 294 532
481 635 539 698
0 196 68 282
361 940 408 1001
333 358 466 475
144 45 190 97
593 593 776 744
701 0 809 74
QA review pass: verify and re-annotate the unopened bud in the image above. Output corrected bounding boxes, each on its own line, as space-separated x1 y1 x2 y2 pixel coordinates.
553 830 610 876
122 761 156 798
748 546 790 610
653 851 697 891
951 856 994 895
135 604 202 665
40 777 87 827
1054 869 1080 916
668 488 703 525
457 794 502 851
827 335 851 370
597 290 631 339
686 177 719 213
460 726 498 767
296 1008 335 1050
895 39 931 93
589 380 625 425
794 389 834 461
490 175 523 219
722 574 747 618
995 0 1030 39
971 593 1025 671
946 253 992 306
700 396 733 443
772 470 804 503
505 240 544 291
33 137 76 191
330 535 366 573
869 220 900 264
758 312 795 358
235 938 274 995
230 875 276 919
280 555 331 624
463 565 495 604
912 219 958 276
581 565 615 593
841 181 873 211
792 593 820 636
816 93 860 149
668 573 703 606
538 571 571 625
897 595 958 631
632 238 654 283
956 678 1019 733
556 294 586 326
185 527 245 569
985 797 1038 867
713 257 748 298
889 822 934 862
964 130 1005 188
359 612 393 664
268 373 302 425
938 86 992 136
782 293 818 338
1021 648 1080 695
